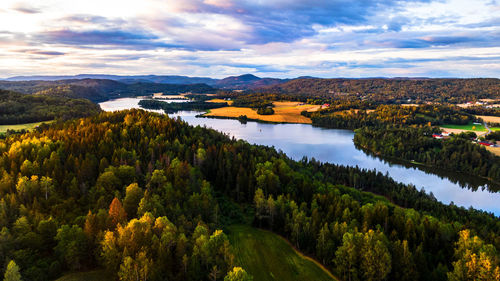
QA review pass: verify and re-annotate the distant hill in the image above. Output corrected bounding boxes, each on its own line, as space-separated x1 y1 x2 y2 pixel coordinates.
2 73 287 89
0 89 101 125
0 79 217 102
215 74 285 89
4 74 218 86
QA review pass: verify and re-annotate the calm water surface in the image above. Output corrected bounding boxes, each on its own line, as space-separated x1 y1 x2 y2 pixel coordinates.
99 98 500 216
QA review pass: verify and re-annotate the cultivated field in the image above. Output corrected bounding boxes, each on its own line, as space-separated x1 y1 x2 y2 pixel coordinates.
204 101 320 124
0 120 54 133
227 225 336 281
486 146 500 156
477 115 500 124
207 98 233 105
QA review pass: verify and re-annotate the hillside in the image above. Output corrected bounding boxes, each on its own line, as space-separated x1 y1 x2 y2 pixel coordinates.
260 78 500 103
228 225 336 281
215 74 285 89
0 110 498 281
0 79 216 102
3 74 218 85
0 89 101 125
3 73 286 90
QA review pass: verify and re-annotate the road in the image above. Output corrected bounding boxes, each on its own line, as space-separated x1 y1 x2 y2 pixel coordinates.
482 121 492 137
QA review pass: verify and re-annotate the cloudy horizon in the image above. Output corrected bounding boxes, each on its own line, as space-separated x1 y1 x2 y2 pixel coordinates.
1 0 499 78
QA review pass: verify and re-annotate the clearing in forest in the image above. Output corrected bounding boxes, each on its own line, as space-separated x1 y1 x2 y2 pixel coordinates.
0 120 54 133
441 122 487 133
227 225 337 281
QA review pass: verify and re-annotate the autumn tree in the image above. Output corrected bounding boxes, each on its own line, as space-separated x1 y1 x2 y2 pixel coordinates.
360 230 391 281
3 260 22 281
224 267 253 281
109 197 127 228
448 229 500 281
118 251 152 281
254 188 267 227
335 231 363 281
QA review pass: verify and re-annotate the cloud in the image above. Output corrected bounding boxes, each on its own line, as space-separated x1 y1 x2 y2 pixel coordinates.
61 15 116 25
13 6 39 13
38 29 178 50
381 31 500 48
28 50 65 56
0 0 499 77
11 2 41 14
139 0 436 45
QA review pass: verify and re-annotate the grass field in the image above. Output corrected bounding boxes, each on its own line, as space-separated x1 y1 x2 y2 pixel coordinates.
55 270 113 281
204 101 320 124
227 225 337 281
441 122 487 132
0 120 54 133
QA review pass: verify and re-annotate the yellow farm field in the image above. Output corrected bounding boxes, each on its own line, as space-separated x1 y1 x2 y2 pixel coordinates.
477 115 500 124
205 101 320 124
486 146 500 157
207 98 233 105
439 128 471 134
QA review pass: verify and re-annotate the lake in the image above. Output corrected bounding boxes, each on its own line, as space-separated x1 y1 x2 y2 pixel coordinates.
99 98 500 216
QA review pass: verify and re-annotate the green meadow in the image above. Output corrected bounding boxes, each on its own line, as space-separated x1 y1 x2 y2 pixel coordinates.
0 120 54 133
441 122 487 131
227 225 337 281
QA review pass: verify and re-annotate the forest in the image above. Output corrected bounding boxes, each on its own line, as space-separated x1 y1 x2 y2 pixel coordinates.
0 110 499 281
0 89 101 125
261 78 500 103
353 126 500 184
306 104 475 128
0 79 216 102
138 99 228 113
298 104 500 183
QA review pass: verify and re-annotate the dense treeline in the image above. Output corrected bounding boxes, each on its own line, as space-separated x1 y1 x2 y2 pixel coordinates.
306 104 474 130
304 104 500 183
486 131 500 142
231 93 275 108
0 110 499 281
256 107 274 115
354 127 500 183
138 99 227 113
0 89 101 125
0 79 216 102
464 106 500 117
262 78 500 103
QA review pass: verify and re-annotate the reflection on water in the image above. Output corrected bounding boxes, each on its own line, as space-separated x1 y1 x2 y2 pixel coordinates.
99 98 500 216
357 147 500 193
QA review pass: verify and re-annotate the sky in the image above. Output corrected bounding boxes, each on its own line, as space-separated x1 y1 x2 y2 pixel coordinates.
0 0 499 78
